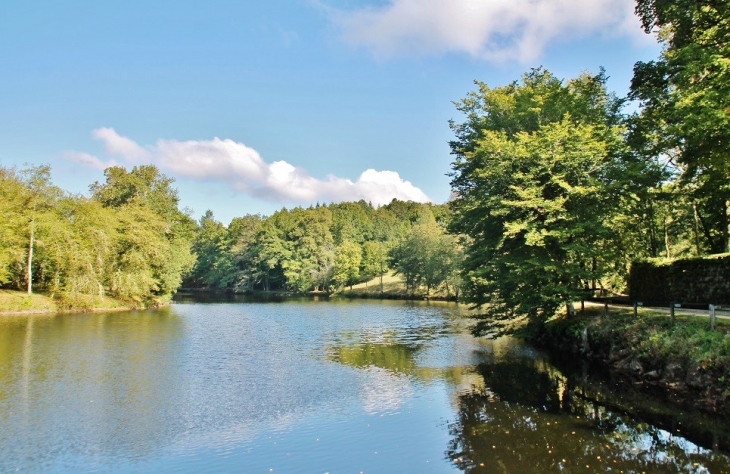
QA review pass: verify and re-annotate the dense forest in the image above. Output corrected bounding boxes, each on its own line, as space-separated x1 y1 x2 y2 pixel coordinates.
0 164 460 304
1 0 726 328
182 199 460 296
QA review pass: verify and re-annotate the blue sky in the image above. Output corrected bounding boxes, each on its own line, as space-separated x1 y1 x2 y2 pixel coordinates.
0 0 661 225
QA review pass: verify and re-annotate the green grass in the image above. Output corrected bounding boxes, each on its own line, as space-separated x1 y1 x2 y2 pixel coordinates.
337 272 458 299
340 273 405 295
0 289 135 314
0 290 56 313
544 305 730 389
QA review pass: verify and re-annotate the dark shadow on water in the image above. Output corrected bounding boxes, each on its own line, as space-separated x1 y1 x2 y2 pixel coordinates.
446 351 730 473
173 292 327 304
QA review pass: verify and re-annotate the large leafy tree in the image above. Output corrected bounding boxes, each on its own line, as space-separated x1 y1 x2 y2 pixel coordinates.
391 213 460 296
186 210 228 288
630 0 730 252
332 240 362 290
19 165 59 294
258 206 335 292
226 214 264 291
0 168 29 285
40 196 118 300
449 69 633 333
91 165 195 303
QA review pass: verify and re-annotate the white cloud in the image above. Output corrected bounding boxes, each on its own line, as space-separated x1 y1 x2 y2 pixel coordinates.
68 128 430 206
65 151 118 171
93 127 149 160
330 0 649 62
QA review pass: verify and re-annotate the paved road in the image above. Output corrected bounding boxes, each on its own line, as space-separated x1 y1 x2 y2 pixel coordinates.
581 300 730 320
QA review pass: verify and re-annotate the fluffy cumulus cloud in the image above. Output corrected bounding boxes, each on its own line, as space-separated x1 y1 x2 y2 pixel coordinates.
67 128 430 206
331 0 646 62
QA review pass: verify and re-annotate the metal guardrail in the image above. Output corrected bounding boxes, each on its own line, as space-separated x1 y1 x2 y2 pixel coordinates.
582 297 729 330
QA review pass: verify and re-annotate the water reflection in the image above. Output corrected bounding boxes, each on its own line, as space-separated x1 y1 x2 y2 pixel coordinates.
445 341 730 473
1 299 729 473
0 309 185 471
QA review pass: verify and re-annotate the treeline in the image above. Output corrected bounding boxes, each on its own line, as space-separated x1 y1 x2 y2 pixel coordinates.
449 0 729 333
184 200 461 296
0 163 461 304
0 165 195 307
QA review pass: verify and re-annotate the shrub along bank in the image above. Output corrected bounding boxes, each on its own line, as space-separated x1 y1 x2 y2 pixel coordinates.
532 308 730 416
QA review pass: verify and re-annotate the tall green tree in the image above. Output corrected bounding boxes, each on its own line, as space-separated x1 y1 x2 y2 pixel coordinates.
449 69 633 333
40 196 118 300
226 214 264 291
186 210 228 287
362 241 390 293
333 240 362 290
391 215 459 296
331 201 374 245
91 165 195 303
19 165 58 295
0 168 27 285
630 0 730 252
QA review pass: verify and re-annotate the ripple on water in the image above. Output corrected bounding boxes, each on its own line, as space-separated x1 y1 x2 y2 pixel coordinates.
0 298 728 473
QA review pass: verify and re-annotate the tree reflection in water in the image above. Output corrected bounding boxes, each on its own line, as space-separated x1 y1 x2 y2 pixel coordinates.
446 357 730 473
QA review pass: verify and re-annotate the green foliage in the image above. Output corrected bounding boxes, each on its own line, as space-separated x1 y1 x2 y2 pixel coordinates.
630 0 730 253
186 210 229 287
0 164 194 307
390 215 461 296
91 166 195 303
183 198 458 296
629 254 730 303
332 240 361 289
449 68 637 332
0 168 29 284
330 201 374 245
572 311 730 376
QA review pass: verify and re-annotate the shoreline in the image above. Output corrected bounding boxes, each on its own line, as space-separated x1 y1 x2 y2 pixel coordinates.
0 289 168 316
0 288 456 316
532 310 730 417
0 305 156 316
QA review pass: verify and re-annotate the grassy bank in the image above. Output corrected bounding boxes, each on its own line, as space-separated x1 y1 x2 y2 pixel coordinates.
335 273 458 301
535 306 730 415
0 289 151 315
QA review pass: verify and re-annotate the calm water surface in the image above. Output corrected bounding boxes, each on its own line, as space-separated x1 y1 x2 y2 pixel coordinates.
0 296 729 473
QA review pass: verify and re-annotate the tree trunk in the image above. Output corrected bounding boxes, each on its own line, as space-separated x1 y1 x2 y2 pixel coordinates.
693 203 702 255
694 203 718 253
648 200 659 257
26 216 35 295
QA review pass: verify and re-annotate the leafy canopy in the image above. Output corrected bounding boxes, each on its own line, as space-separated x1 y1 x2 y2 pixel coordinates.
449 68 629 334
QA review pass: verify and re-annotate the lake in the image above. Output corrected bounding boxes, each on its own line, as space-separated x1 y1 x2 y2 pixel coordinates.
0 296 728 473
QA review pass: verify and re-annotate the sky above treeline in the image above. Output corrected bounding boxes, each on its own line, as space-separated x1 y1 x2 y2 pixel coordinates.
1 0 661 225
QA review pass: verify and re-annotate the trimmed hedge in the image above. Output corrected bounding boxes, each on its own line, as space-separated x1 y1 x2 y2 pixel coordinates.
629 254 730 304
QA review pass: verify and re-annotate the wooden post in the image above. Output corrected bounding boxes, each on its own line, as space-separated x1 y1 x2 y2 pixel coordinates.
580 300 585 314
634 302 638 318
670 303 676 325
604 301 609 317
710 304 716 330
